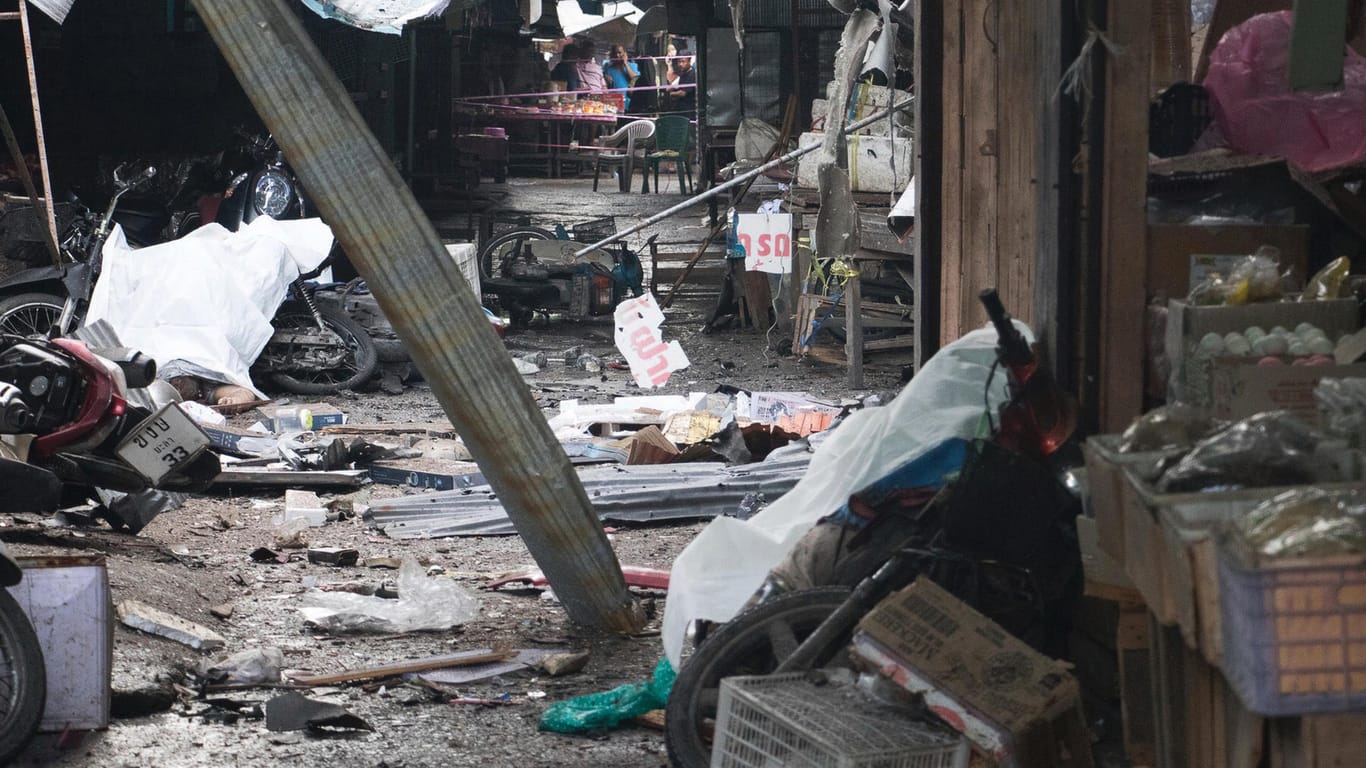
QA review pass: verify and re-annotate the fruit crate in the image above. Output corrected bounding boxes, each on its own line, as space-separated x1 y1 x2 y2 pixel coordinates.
711 674 970 768
1218 542 1366 715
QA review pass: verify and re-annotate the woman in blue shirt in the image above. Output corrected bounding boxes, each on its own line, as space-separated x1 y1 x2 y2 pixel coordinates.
602 44 640 110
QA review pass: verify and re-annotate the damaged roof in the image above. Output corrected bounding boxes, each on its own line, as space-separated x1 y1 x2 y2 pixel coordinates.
298 0 452 34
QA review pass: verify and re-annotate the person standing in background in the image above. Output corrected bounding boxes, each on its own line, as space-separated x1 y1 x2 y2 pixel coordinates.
602 44 640 110
549 42 581 92
574 39 606 92
629 48 659 115
668 55 696 114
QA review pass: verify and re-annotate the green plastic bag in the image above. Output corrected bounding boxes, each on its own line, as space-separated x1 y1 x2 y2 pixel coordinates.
538 658 675 734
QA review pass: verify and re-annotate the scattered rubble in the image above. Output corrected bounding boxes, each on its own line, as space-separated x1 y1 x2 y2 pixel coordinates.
116 601 227 651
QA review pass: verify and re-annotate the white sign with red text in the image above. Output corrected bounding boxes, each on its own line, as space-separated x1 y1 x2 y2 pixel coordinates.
737 213 793 274
614 294 691 389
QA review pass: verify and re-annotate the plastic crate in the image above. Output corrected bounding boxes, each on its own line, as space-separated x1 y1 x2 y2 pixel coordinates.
711 674 970 768
570 216 616 244
1218 544 1366 715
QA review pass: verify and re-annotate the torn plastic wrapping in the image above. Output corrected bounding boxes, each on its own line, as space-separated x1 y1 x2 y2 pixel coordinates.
1186 247 1284 306
1203 11 1366 173
201 647 284 685
1316 378 1366 446
538 658 674 734
1117 403 1224 454
1157 411 1339 493
1233 488 1366 560
662 323 1026 666
298 559 479 633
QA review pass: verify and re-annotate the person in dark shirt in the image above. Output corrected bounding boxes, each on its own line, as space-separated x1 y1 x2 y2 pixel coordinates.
629 51 659 115
668 56 696 114
549 42 581 92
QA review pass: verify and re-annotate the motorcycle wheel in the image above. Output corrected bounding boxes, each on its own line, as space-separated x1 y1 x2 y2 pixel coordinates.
477 226 554 281
665 587 852 768
0 293 63 338
266 302 379 395
0 590 45 764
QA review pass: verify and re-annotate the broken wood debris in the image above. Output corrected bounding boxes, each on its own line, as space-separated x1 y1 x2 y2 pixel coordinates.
289 649 516 687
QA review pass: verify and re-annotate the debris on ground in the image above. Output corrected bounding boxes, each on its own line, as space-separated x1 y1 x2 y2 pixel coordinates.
289 649 515 686
264 692 373 733
540 651 592 677
116 600 227 651
200 647 285 686
307 547 360 566
484 565 669 592
539 658 675 734
298 558 480 633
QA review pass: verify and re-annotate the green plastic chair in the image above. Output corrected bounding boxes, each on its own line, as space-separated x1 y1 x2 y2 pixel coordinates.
641 115 693 194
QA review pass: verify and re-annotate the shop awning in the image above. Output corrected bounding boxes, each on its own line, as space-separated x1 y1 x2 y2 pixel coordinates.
298 0 451 34
556 0 642 40
28 0 76 24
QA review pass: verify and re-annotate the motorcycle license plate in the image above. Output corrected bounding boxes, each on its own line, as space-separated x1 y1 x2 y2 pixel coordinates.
116 404 211 485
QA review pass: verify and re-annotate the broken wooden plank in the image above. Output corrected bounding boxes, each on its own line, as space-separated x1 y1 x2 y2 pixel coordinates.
289 650 515 686
319 421 459 438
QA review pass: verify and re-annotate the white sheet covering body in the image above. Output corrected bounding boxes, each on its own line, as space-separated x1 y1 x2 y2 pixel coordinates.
662 323 1030 665
86 218 334 397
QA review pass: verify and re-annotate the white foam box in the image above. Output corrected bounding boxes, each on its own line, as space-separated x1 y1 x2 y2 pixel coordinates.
795 132 914 193
824 80 913 109
1164 298 1359 407
7 555 113 732
445 243 480 297
811 98 911 137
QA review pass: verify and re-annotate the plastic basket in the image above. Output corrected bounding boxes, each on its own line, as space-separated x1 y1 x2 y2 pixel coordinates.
711 674 970 768
570 216 616 244
1218 543 1366 715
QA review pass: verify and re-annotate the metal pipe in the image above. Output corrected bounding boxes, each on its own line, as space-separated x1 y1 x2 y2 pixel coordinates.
192 0 644 633
574 98 913 256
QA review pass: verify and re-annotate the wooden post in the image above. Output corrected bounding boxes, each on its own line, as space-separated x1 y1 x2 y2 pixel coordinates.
17 0 57 258
190 0 642 632
845 275 864 387
1098 0 1151 431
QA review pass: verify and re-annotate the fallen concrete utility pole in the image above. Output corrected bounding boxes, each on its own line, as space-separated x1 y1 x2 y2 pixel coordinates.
574 99 914 257
191 0 643 633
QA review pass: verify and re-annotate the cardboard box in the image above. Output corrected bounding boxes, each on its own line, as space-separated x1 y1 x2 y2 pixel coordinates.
852 579 1082 765
1146 223 1310 302
1164 298 1359 406
1211 359 1366 421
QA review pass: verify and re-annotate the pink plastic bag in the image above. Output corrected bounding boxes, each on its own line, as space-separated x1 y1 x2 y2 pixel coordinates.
1204 11 1366 173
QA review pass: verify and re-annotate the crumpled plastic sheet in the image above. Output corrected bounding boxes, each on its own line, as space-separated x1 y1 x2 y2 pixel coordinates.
1117 403 1224 454
538 658 674 734
298 558 479 633
1236 487 1366 560
1203 11 1366 173
662 323 1027 666
1157 411 1337 493
1316 377 1366 446
201 647 284 685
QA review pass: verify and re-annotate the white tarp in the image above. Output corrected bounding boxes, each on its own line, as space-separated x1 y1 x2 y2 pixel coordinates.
299 0 451 34
556 0 643 38
86 217 334 397
29 0 76 24
663 323 1030 665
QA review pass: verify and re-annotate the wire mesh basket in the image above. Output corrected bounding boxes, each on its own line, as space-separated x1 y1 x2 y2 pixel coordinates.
570 216 616 244
712 674 970 768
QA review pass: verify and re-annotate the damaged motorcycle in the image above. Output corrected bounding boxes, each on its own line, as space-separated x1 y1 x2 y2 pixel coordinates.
475 220 647 328
663 289 1084 767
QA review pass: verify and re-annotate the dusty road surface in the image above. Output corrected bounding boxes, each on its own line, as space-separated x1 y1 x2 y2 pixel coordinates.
6 177 911 767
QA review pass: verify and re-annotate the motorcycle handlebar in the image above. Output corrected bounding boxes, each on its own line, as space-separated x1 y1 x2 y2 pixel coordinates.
977 288 1033 366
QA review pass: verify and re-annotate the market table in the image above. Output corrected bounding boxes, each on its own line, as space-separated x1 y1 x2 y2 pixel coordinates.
453 103 620 180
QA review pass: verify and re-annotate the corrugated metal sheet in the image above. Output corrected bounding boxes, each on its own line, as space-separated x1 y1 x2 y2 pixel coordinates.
365 454 812 538
29 0 76 25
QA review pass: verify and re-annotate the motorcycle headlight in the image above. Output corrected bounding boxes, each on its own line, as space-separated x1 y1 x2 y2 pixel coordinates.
253 171 293 218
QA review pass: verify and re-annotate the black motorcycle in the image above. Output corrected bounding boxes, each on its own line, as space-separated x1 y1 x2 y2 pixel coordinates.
0 468 57 764
208 134 377 394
